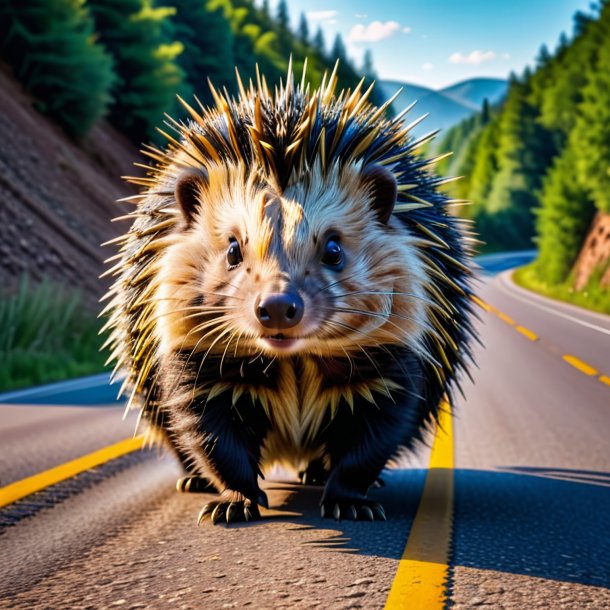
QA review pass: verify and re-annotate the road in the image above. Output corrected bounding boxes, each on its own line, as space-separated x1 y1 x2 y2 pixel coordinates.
1 251 609 609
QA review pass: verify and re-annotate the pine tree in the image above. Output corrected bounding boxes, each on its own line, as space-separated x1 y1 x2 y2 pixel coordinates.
171 0 235 107
330 33 347 62
571 3 610 212
0 0 114 137
297 12 309 45
534 147 595 283
88 0 188 142
312 27 325 56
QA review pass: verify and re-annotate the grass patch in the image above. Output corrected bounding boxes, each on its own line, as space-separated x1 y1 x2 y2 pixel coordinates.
513 263 610 316
0 278 107 393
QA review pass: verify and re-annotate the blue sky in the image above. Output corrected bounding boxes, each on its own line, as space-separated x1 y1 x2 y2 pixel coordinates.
270 0 594 89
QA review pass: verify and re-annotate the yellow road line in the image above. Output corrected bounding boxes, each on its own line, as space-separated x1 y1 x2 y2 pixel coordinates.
496 311 515 326
599 375 610 387
471 295 491 312
0 436 144 509
562 354 599 377
384 403 454 609
515 325 539 341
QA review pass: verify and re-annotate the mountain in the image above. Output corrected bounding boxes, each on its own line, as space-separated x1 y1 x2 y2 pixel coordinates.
378 77 507 139
440 78 508 109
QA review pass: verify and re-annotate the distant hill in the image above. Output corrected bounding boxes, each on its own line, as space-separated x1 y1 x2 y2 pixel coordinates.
440 78 508 109
378 77 507 139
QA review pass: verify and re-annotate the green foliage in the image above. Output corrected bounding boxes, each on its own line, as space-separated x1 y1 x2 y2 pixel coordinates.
534 148 596 283
571 3 610 212
1 0 388 139
88 0 189 143
171 0 235 108
437 0 610 292
514 262 610 316
0 278 107 392
0 0 114 137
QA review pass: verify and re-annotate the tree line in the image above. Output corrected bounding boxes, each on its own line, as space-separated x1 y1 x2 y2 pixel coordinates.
436 0 610 286
0 0 382 142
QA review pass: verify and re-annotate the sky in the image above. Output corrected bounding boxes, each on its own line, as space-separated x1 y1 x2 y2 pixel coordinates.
269 0 595 89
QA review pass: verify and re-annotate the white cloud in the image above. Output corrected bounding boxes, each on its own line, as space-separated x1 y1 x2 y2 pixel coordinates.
347 20 401 43
422 62 434 71
306 10 338 21
402 26 412 33
354 13 368 19
449 50 496 65
502 52 511 60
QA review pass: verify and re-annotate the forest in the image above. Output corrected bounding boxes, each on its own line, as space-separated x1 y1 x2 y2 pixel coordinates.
436 1 610 310
0 0 382 142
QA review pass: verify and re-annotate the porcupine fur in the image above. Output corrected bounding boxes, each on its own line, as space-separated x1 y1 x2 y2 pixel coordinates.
101 60 478 524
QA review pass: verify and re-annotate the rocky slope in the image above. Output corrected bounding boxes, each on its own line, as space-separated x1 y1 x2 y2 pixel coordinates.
0 64 142 308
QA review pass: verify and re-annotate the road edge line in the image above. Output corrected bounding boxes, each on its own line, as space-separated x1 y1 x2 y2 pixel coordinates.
0 436 144 509
384 402 454 609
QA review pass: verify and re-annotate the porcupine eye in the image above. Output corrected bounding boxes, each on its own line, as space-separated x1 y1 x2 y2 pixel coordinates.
321 235 344 270
227 238 243 269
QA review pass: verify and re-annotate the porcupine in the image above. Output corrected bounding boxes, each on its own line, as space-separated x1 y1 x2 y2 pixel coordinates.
102 60 478 525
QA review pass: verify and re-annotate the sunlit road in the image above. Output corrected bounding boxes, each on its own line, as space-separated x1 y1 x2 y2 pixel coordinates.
1 252 609 609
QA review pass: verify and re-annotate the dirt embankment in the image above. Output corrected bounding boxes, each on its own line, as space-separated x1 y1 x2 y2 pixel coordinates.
0 64 144 308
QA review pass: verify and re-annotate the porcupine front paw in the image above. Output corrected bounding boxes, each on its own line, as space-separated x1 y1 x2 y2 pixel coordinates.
197 490 269 526
320 497 386 522
176 476 216 493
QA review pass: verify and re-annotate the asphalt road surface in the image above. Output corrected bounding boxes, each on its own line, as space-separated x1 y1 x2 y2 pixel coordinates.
1 251 609 609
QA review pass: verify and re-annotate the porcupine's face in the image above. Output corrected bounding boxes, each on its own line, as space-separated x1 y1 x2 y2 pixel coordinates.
154 161 429 361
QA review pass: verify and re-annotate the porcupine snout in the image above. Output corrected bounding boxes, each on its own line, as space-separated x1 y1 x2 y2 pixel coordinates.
255 289 304 330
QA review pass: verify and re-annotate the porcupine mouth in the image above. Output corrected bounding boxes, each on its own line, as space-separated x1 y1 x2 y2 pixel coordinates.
260 333 304 352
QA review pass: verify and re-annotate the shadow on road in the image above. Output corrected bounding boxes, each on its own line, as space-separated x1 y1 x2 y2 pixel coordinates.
262 465 610 590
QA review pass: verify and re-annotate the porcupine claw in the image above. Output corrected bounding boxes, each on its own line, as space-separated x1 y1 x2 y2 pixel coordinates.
197 497 262 526
320 499 387 522
177 476 216 493
197 504 213 526
372 503 387 521
360 506 374 521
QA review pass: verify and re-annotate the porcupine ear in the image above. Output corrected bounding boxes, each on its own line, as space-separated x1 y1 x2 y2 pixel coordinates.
361 164 397 224
174 168 208 224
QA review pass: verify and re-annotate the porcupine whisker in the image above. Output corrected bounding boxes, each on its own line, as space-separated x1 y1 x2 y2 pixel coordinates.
262 355 277 376
193 325 243 401
325 305 437 337
219 328 242 377
322 321 425 403
321 306 416 338
355 343 395 402
316 271 364 295
333 290 436 307
321 318 432 377
139 306 237 332
323 319 400 354
170 316 241 397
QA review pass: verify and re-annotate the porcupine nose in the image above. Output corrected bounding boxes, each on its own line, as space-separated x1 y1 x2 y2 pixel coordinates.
256 291 304 329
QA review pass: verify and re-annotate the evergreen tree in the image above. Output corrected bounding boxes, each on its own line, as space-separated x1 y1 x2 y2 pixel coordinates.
0 0 114 137
171 0 234 107
297 12 309 45
571 3 610 212
275 0 291 52
312 27 325 56
330 33 347 62
88 0 188 142
534 147 595 283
